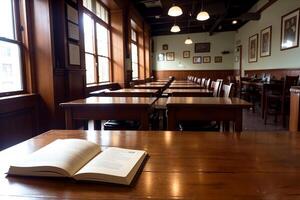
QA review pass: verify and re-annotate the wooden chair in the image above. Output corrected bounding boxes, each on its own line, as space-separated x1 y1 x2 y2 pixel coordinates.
205 79 211 89
196 78 201 84
212 80 222 97
264 75 299 126
201 78 206 87
222 83 234 98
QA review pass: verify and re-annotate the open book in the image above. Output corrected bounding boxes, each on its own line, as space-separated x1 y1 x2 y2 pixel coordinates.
7 139 147 185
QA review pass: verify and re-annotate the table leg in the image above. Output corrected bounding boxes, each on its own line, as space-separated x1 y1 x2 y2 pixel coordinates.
235 109 243 133
65 109 74 129
140 112 149 130
94 120 102 130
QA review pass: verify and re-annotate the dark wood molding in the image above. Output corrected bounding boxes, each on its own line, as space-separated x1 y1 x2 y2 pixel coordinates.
244 68 300 79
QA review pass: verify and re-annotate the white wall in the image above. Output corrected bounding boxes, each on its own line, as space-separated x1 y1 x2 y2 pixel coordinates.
153 31 235 70
234 0 300 73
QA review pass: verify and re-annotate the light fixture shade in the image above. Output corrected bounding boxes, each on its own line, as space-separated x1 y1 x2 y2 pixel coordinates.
232 20 238 24
171 25 180 33
196 11 210 21
185 37 193 44
168 5 183 17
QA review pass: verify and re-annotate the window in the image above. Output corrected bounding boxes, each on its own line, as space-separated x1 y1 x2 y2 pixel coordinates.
131 29 138 80
83 0 110 84
0 0 23 95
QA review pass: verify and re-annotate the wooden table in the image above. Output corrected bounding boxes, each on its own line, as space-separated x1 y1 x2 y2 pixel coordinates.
290 86 300 132
167 97 252 132
101 88 160 97
164 89 213 97
1 129 300 199
60 97 157 130
169 84 204 89
134 84 166 90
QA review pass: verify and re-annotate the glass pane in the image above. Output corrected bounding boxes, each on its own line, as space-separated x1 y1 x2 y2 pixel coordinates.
83 13 94 54
96 23 109 57
131 29 137 42
132 63 138 79
96 1 101 19
98 57 109 82
0 41 22 93
0 0 15 39
131 43 138 63
83 0 92 12
85 53 96 84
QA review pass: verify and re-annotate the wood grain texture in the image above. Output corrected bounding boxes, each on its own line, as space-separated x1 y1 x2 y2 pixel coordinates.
290 86 300 132
153 70 235 81
0 94 38 150
1 130 300 199
244 68 300 80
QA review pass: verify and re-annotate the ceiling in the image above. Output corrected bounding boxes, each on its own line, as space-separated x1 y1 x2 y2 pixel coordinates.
132 0 260 36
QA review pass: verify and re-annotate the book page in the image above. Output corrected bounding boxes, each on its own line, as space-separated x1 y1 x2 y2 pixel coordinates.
8 139 100 177
74 147 146 184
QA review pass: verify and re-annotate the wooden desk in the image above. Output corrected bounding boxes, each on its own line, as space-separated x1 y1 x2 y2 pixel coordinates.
290 86 300 132
134 84 166 90
167 97 252 132
1 129 300 199
102 89 159 97
164 89 213 97
169 84 204 89
60 97 157 130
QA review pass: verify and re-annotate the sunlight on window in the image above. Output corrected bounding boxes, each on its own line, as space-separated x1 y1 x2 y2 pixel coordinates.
85 54 95 84
83 14 94 54
98 56 109 82
131 42 138 79
0 0 15 39
0 41 22 93
96 23 109 57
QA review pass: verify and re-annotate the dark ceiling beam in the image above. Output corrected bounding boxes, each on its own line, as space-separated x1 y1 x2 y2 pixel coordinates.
209 0 231 36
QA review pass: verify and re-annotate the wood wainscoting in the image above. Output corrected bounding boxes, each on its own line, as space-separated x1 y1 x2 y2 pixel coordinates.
153 70 236 81
244 68 300 79
0 94 39 150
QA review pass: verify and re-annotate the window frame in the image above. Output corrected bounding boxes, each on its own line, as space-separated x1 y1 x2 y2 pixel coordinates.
82 0 112 85
0 0 26 97
131 28 139 80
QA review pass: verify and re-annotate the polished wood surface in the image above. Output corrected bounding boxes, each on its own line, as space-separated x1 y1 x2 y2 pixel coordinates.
134 84 166 89
60 97 157 130
1 129 300 199
290 86 300 132
102 89 159 97
169 84 205 89
164 89 213 97
167 97 252 132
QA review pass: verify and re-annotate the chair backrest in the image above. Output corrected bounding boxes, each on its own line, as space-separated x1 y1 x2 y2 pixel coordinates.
193 77 197 82
222 83 234 98
196 78 201 84
205 79 211 89
212 81 221 97
201 78 206 87
283 75 299 97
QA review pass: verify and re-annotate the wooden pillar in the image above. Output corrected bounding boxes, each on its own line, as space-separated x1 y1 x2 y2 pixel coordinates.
289 86 300 132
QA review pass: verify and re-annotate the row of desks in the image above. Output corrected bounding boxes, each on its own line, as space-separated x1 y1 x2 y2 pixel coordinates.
61 96 251 132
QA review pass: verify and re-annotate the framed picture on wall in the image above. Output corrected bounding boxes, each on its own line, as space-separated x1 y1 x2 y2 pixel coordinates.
183 51 190 58
260 26 272 57
157 53 165 61
166 52 175 61
248 33 258 63
195 43 210 53
203 56 211 63
280 8 300 50
162 44 168 50
193 56 202 64
214 56 222 63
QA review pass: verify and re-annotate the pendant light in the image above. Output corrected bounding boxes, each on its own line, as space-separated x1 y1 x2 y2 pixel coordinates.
168 4 183 17
171 24 181 32
185 12 193 44
185 37 193 44
197 0 210 21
